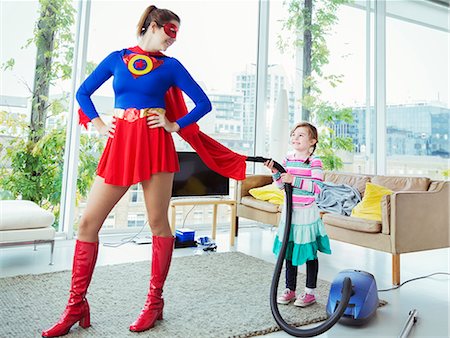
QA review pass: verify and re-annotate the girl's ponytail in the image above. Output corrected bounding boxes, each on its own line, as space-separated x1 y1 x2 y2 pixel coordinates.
305 143 317 165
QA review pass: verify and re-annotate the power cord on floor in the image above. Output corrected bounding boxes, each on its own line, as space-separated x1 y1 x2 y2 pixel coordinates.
102 204 196 248
378 272 450 292
181 205 196 228
102 221 149 248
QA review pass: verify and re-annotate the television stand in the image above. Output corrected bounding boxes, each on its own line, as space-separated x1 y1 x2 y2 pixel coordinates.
169 198 237 246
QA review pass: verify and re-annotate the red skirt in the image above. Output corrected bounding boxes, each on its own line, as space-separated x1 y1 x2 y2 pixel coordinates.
97 117 179 186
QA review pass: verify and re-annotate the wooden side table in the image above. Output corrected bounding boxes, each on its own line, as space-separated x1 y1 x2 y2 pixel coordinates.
169 198 237 246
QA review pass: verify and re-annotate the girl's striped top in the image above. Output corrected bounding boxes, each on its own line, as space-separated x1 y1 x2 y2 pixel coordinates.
272 155 323 208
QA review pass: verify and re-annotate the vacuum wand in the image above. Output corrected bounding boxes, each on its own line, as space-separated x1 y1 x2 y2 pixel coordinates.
246 156 285 173
398 309 418 338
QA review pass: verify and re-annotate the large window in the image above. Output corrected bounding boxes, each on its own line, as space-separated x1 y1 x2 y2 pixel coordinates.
321 3 375 174
75 1 259 234
267 0 301 163
266 0 449 178
267 1 375 174
1 1 78 231
3 1 448 237
386 1 449 179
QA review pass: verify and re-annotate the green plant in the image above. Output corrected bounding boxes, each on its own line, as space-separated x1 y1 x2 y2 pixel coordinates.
24 0 76 144
0 111 104 228
443 169 450 180
1 0 100 228
280 0 354 170
1 0 75 212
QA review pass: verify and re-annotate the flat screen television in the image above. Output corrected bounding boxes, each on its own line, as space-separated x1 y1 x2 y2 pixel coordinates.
172 151 229 197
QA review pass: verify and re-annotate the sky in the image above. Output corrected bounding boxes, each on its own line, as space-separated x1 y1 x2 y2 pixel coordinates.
1 0 449 108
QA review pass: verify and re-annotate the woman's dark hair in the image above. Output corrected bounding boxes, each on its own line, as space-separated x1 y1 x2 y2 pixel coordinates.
136 5 180 37
290 121 318 164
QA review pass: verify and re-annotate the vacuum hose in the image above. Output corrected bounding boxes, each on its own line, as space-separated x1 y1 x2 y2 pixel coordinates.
246 156 353 337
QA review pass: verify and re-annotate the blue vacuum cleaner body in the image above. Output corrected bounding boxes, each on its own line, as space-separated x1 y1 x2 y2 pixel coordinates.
326 269 379 326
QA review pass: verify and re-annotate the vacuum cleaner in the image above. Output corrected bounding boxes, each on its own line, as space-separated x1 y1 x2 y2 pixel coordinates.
327 269 379 326
246 156 379 337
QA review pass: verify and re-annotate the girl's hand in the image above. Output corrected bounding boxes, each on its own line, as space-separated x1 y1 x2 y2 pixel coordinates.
147 112 180 133
280 173 293 184
264 159 278 174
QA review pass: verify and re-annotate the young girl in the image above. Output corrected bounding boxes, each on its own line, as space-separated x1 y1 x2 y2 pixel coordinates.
264 121 331 307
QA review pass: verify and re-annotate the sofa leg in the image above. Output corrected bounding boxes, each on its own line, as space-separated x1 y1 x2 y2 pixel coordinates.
392 254 400 285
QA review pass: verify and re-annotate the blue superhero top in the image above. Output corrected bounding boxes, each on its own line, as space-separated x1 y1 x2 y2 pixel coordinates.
76 48 212 129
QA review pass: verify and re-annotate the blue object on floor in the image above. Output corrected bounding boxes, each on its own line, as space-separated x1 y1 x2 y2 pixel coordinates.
326 269 379 326
198 236 213 245
175 228 195 243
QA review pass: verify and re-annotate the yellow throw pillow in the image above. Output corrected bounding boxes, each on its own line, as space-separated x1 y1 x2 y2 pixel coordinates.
249 184 284 205
351 182 393 221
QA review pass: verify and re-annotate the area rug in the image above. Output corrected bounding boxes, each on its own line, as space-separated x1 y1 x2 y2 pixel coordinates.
0 251 386 337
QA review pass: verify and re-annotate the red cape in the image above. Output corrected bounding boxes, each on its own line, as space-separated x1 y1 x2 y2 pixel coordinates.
164 86 247 180
79 46 247 180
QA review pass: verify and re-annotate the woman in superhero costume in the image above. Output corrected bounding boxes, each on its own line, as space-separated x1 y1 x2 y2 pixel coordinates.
42 5 246 337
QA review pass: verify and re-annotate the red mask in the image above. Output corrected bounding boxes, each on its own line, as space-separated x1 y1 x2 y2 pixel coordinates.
158 22 178 39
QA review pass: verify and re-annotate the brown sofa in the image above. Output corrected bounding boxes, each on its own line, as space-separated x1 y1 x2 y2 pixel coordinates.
235 172 450 285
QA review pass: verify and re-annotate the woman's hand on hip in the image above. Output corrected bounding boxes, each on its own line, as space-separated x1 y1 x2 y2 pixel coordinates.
93 117 116 138
147 113 180 133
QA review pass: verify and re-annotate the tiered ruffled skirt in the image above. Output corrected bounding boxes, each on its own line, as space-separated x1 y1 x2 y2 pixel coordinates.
273 202 331 266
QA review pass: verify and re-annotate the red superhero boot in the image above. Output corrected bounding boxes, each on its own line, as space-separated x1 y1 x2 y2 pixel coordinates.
129 235 175 332
42 240 99 337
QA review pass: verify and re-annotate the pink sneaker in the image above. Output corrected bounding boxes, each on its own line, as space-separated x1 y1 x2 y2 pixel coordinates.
277 288 296 304
294 293 316 307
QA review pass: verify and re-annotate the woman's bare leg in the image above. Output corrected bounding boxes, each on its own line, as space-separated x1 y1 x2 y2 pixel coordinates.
141 172 174 237
129 172 175 332
42 176 129 337
77 176 130 242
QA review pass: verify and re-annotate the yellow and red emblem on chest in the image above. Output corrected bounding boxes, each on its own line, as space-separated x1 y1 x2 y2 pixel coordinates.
123 54 163 78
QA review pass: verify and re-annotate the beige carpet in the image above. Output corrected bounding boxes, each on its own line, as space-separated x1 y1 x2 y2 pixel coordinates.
0 251 385 337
